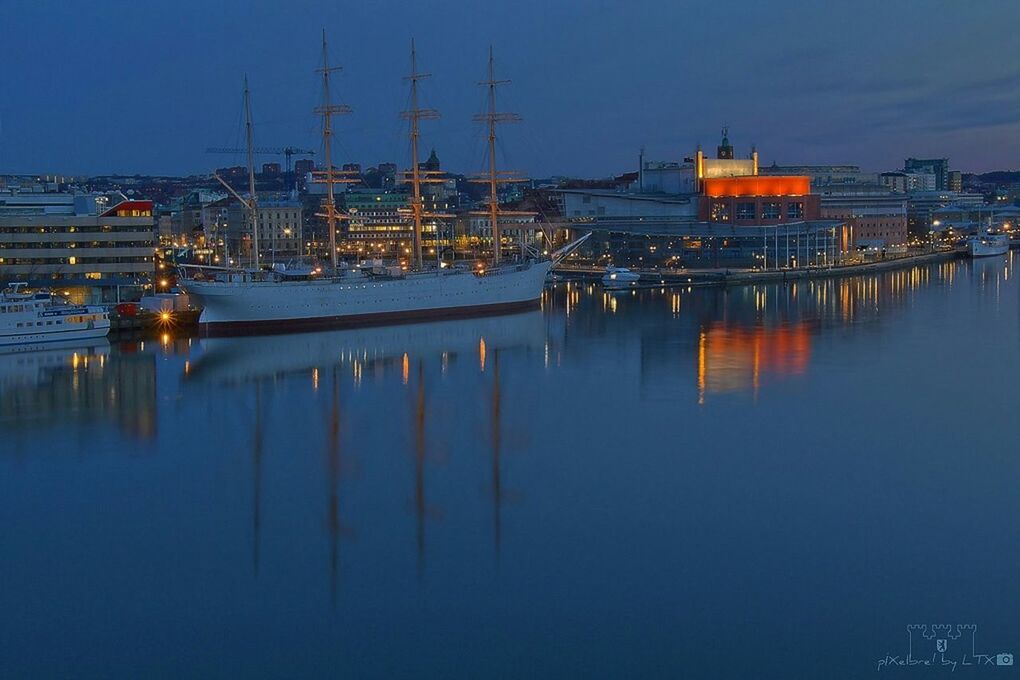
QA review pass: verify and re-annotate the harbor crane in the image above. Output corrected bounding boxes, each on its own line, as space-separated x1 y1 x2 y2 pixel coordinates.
205 146 316 173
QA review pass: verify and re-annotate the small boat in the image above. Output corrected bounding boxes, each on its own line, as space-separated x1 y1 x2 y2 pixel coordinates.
602 266 641 289
967 231 1009 258
0 283 110 346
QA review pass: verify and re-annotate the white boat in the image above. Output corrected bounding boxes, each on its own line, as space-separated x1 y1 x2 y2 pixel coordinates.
0 283 110 346
180 44 589 335
602 266 641 289
180 259 570 333
967 231 1009 258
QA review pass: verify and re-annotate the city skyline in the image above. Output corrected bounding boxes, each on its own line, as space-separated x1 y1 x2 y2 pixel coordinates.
1 0 1019 178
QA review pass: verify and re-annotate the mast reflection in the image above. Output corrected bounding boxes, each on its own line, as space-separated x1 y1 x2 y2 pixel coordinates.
326 365 348 603
412 358 428 579
489 348 503 558
252 382 264 576
181 311 547 594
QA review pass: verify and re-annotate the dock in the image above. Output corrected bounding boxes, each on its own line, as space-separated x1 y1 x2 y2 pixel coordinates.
552 250 958 289
109 309 201 338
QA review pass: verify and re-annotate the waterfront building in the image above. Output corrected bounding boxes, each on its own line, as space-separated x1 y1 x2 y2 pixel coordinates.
458 214 538 258
555 132 845 269
200 197 232 256
904 158 949 191
906 191 985 234
931 203 1020 232
226 197 304 261
341 189 412 257
0 189 155 303
817 186 908 248
698 176 820 225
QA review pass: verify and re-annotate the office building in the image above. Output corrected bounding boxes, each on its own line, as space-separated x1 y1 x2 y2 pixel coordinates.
948 170 963 192
818 187 908 247
0 190 155 303
226 198 304 260
342 189 412 256
906 191 985 234
904 158 949 191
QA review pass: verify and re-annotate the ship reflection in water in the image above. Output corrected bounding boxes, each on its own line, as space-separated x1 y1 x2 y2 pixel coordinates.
182 311 548 588
0 339 157 443
3 254 1020 678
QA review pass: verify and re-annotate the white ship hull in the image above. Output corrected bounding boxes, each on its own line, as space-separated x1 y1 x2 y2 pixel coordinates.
181 261 553 334
1 288 110 347
0 325 110 347
968 234 1009 258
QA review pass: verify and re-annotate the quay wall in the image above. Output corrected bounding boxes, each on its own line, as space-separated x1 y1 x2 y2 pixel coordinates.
553 250 959 289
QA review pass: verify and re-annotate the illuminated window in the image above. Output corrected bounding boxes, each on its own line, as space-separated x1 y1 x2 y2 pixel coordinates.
761 202 781 220
736 202 755 220
787 202 804 219
710 202 730 221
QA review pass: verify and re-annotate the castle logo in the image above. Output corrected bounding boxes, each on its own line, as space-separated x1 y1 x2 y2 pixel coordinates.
877 624 1013 671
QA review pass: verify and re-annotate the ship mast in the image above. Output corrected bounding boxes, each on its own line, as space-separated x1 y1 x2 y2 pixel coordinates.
243 76 260 270
471 47 527 267
313 31 355 271
401 40 447 271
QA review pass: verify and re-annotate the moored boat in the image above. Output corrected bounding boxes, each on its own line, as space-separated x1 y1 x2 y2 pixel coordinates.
179 39 590 336
602 266 641 289
967 231 1009 258
0 283 110 346
181 259 559 333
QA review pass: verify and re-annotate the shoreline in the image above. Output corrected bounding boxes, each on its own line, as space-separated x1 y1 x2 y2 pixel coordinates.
553 250 960 289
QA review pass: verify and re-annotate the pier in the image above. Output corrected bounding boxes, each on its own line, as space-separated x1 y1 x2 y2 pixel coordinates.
552 249 957 289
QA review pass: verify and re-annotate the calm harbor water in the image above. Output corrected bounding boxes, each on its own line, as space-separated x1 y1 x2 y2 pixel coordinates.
3 255 1019 678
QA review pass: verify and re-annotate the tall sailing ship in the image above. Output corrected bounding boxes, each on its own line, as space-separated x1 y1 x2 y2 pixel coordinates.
180 37 585 334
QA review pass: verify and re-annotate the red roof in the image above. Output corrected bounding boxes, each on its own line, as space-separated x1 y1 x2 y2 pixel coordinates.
101 199 154 217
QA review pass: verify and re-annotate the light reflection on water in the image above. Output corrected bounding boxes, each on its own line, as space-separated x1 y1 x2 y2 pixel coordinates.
2 253 1019 678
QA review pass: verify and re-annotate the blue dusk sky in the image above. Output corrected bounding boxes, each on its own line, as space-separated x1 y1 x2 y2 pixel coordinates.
1 0 1018 177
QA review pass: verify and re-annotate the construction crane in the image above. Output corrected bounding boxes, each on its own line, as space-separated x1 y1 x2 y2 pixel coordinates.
205 146 316 173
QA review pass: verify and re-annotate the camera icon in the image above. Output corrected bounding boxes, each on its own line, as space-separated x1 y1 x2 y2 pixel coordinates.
997 653 1013 666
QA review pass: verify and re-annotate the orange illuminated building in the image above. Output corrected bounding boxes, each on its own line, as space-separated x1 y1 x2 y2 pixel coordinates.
698 175 820 226
702 176 810 198
694 130 821 226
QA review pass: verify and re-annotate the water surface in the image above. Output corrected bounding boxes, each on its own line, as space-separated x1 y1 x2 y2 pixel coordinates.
2 255 1019 678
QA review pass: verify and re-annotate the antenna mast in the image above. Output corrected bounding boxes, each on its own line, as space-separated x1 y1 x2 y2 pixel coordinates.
243 76 260 270
400 40 447 271
471 47 527 266
313 31 356 271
